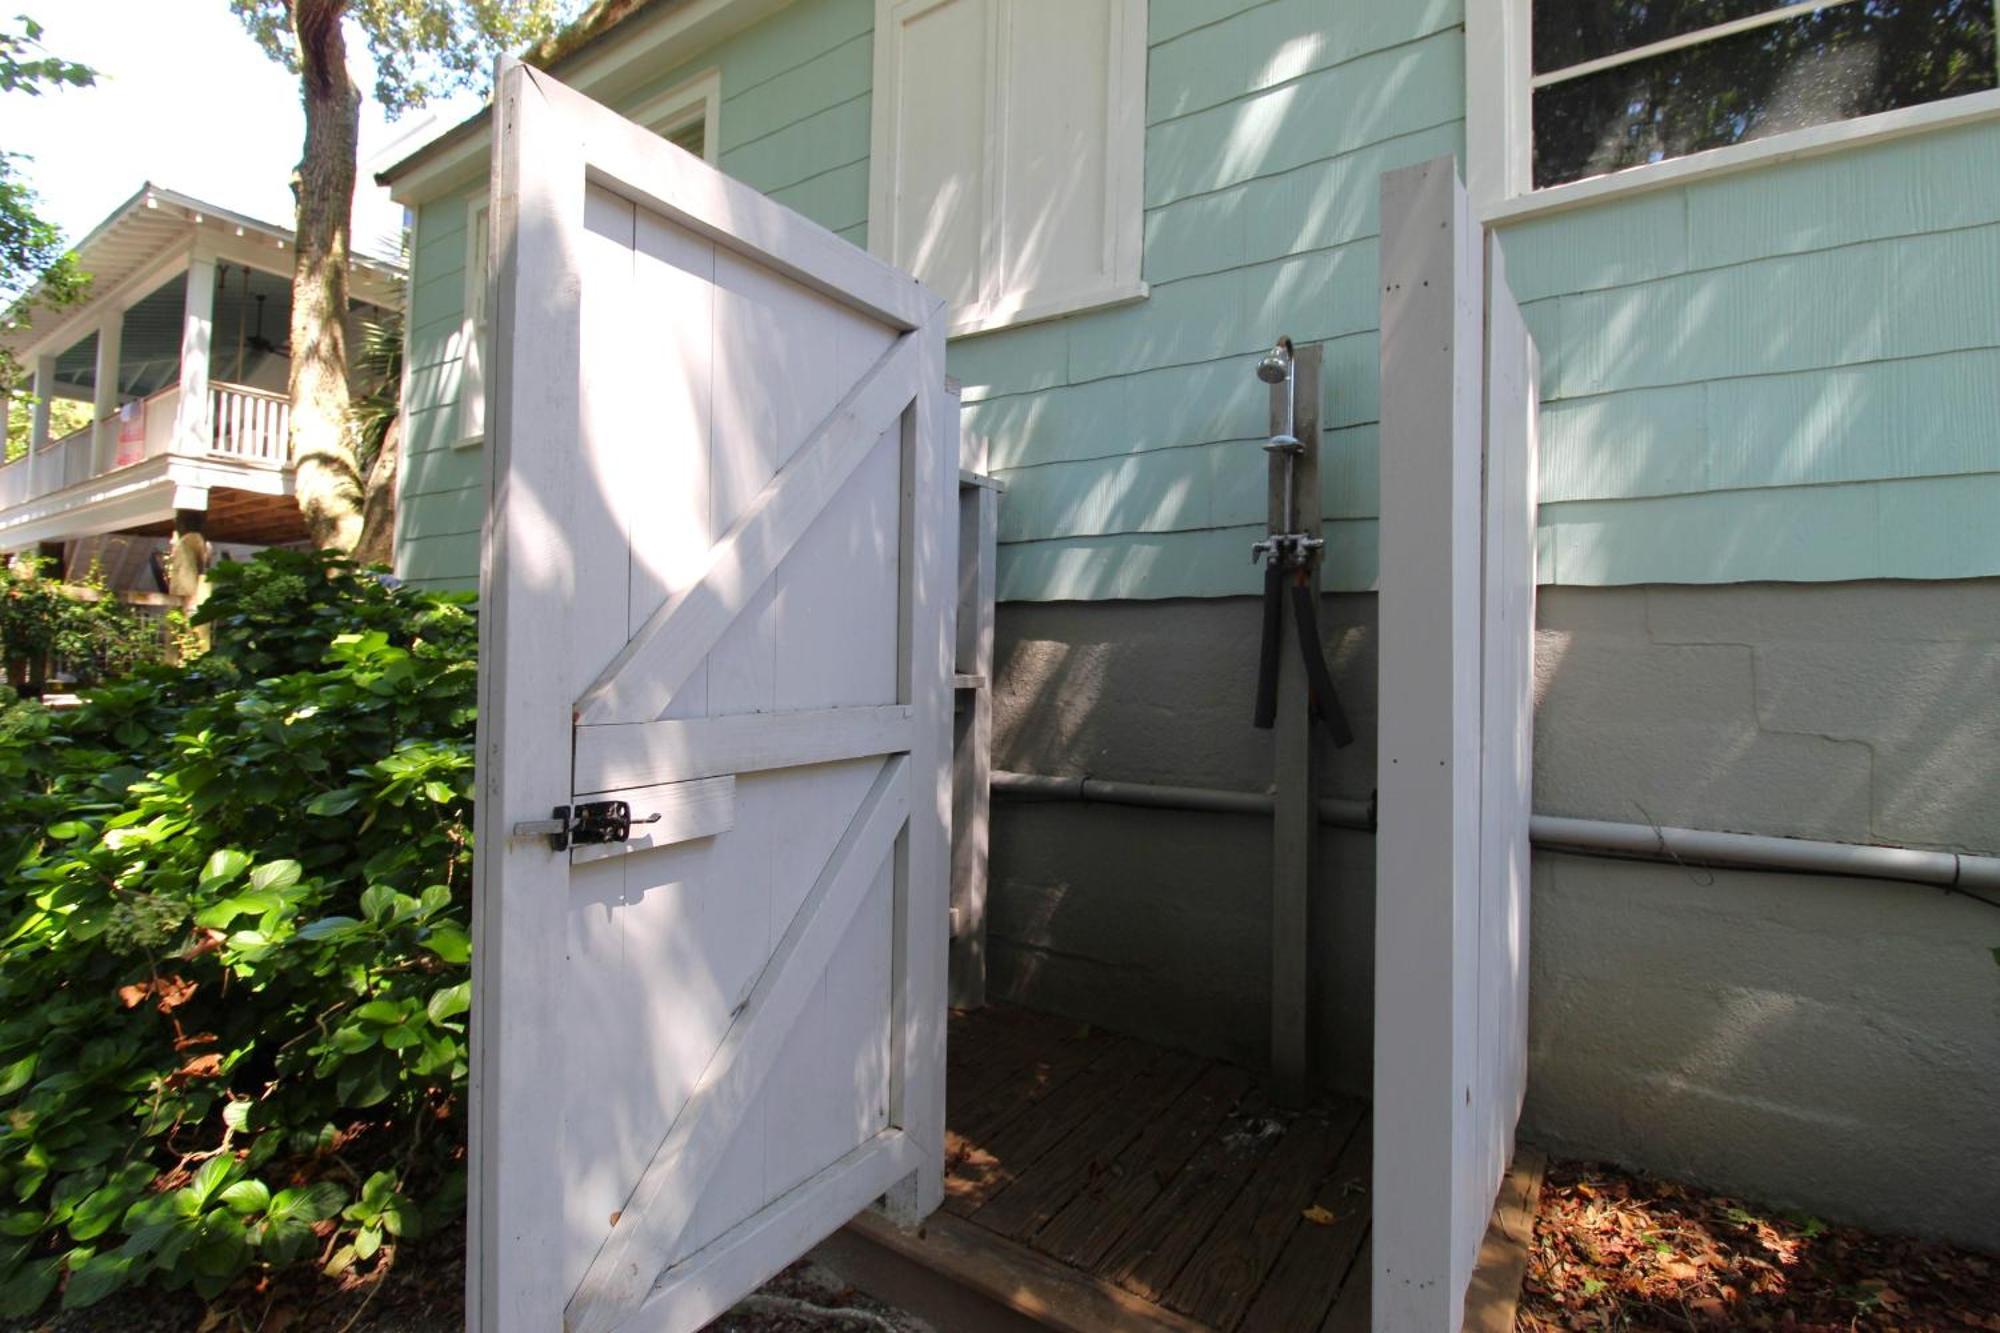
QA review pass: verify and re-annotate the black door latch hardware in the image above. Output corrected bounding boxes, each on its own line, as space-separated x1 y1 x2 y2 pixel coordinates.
511 801 663 851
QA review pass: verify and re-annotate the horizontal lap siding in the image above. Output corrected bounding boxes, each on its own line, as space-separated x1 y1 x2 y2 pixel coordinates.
392 0 875 588
396 195 482 588
967 0 1463 601
1502 120 2000 585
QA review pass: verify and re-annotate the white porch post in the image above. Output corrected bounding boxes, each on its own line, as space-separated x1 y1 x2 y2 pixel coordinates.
174 249 216 455
90 312 123 474
28 354 55 497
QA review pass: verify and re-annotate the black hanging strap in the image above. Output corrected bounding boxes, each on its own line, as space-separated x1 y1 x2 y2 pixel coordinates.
1289 576 1354 748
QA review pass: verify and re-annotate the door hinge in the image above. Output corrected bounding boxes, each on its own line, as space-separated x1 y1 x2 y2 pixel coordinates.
511 801 660 852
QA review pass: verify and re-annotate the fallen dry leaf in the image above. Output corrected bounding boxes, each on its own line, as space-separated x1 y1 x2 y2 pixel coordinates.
1301 1204 1338 1226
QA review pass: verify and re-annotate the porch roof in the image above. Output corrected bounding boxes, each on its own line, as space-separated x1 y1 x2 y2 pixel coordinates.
2 184 403 364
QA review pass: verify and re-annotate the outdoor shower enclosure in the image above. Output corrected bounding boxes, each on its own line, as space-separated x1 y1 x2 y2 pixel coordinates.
468 54 1539 1332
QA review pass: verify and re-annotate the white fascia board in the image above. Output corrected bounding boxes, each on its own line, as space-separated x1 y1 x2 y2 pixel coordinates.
382 0 793 206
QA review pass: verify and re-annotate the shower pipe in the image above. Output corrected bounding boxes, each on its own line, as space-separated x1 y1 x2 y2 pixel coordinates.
990 769 2000 896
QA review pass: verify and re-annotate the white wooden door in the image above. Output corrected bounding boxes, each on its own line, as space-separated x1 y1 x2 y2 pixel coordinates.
471 61 953 1333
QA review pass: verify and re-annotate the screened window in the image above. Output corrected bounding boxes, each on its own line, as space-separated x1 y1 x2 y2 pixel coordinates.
1530 1 1999 188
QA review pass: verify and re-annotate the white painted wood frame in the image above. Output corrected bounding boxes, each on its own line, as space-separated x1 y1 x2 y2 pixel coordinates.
867 0 1148 338
472 59 952 1333
1373 157 1538 1333
626 67 723 163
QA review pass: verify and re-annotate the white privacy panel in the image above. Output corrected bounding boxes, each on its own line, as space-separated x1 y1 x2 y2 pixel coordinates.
473 61 952 1333
1373 156 1539 1333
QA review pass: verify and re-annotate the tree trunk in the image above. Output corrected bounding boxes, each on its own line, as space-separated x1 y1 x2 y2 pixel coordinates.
288 0 363 552
352 413 400 567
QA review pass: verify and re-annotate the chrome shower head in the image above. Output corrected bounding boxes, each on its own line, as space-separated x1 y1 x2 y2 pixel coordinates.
1255 336 1294 384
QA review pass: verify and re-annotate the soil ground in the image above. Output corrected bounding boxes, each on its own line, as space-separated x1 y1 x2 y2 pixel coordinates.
1519 1159 2000 1331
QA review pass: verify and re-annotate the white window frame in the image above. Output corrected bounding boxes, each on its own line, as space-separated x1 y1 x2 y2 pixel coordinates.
456 196 491 448
867 0 1148 339
625 66 723 163
1468 0 2000 223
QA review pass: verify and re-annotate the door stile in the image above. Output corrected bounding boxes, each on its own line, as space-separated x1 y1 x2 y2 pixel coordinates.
471 58 588 1333
883 315 951 1225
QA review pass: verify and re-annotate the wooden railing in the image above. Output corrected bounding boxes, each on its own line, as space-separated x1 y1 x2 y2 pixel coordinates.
209 383 291 462
0 380 296 515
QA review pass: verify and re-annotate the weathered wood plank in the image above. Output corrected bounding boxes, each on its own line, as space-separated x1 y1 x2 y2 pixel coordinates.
1160 1100 1364 1330
842 1208 1217 1333
1034 1061 1257 1274
1097 1089 1278 1304
971 1048 1207 1241
1317 1236 1371 1333
1238 1113 1373 1333
946 1039 1154 1219
949 1017 1115 1150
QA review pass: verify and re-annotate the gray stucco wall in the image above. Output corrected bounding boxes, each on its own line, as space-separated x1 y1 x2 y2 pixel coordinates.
987 582 2000 1250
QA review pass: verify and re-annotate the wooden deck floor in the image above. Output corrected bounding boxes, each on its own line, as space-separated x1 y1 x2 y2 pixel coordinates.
940 1004 1371 1332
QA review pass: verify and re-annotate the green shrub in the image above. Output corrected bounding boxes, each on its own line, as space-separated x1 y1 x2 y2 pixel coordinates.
0 555 180 691
0 550 476 1315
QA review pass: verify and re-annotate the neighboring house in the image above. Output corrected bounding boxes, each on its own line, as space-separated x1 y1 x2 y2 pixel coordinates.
0 185 401 600
380 0 2000 1258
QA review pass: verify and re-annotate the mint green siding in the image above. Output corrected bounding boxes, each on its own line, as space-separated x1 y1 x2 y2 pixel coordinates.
394 0 876 586
968 0 1464 600
1505 121 2000 584
394 0 2000 596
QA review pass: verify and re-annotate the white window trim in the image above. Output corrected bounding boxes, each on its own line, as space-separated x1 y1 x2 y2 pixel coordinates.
1468 0 2000 224
455 196 490 449
867 0 1148 339
626 66 723 163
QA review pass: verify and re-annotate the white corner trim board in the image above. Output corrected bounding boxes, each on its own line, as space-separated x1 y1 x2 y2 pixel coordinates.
1465 0 2000 223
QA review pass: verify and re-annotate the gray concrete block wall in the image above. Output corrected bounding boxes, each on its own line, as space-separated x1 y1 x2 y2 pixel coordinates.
987 582 2000 1250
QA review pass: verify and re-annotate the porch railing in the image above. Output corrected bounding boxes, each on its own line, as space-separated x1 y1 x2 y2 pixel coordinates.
0 380 295 514
209 383 290 463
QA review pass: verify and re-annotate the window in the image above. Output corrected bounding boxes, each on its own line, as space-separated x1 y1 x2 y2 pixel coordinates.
458 198 490 445
627 68 722 164
868 0 1147 338
1470 0 2000 215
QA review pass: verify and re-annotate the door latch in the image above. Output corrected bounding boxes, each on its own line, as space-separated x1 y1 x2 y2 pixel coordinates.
511 801 662 851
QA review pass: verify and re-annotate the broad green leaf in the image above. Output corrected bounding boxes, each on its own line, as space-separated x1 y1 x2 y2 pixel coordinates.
0 1256 59 1317
198 849 252 892
422 925 471 965
44 821 88 840
305 787 362 817
219 1180 271 1215
0 1053 35 1098
355 999 405 1026
187 1155 238 1209
296 915 361 942
354 1225 382 1260
359 884 397 923
221 1100 252 1133
426 982 471 1027
59 1251 131 1310
248 860 302 892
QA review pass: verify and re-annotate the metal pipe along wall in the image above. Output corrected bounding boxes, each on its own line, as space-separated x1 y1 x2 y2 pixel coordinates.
990 770 2000 894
